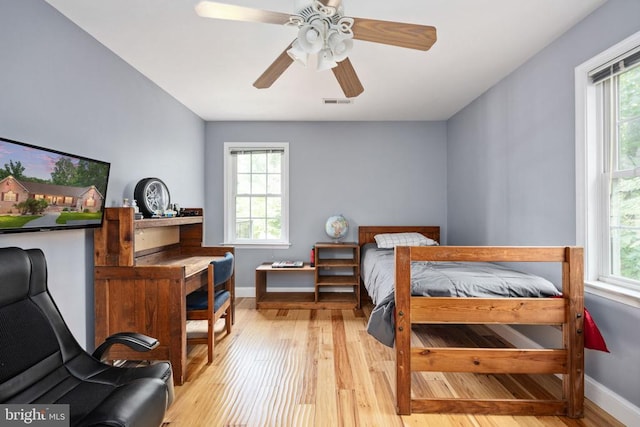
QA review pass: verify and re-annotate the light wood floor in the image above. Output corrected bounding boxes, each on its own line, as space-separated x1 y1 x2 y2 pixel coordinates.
163 298 622 427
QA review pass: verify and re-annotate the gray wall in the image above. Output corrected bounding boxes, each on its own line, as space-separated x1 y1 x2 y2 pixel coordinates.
0 0 205 348
204 121 447 290
447 0 640 409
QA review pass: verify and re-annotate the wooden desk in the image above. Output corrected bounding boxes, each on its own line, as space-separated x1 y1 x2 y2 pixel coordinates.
147 255 217 294
94 208 234 385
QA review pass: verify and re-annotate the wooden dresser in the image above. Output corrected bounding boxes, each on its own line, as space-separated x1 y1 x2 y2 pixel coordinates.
93 207 233 385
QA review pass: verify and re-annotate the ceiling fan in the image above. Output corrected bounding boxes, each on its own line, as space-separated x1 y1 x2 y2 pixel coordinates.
195 0 437 98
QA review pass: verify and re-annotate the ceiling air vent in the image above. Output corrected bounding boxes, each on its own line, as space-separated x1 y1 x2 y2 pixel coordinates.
322 98 353 105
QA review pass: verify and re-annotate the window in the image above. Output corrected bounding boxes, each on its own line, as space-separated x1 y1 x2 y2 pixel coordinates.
576 31 640 306
224 142 289 247
601 65 640 284
2 191 16 202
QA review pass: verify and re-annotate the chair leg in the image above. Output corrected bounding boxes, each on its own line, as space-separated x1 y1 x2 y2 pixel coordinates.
225 309 232 335
206 263 214 364
207 317 214 364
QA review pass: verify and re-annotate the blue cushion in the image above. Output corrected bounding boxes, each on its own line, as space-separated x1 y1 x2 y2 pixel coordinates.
187 289 230 312
211 252 234 286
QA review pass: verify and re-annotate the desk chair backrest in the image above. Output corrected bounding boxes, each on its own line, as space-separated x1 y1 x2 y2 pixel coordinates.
186 252 234 363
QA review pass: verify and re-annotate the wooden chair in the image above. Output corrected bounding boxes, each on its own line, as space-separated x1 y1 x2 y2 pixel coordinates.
186 252 234 363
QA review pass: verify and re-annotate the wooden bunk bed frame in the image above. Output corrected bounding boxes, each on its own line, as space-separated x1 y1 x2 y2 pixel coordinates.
358 226 585 418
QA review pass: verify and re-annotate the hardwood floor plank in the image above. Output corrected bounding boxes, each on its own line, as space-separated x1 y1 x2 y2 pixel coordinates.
336 389 357 426
162 298 623 427
331 310 354 390
316 354 339 426
369 370 404 427
300 310 318 405
347 327 398 427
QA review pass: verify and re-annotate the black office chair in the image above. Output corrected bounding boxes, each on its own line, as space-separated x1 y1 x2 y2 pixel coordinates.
186 252 234 363
0 247 174 427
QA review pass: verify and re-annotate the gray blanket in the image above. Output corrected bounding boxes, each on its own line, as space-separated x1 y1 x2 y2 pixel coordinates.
360 244 561 347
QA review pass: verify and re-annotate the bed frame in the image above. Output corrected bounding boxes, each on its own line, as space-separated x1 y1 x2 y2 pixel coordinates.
358 226 584 418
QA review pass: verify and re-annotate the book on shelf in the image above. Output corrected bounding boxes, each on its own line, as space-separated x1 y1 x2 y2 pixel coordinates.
271 261 304 268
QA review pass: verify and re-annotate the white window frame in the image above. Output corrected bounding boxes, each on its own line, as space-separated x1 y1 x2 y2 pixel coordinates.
575 30 640 308
223 142 290 248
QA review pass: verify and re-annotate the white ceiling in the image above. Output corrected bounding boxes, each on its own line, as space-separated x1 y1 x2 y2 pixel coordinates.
45 0 606 121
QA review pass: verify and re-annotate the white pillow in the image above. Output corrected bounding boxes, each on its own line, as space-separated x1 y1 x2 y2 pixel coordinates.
374 232 439 249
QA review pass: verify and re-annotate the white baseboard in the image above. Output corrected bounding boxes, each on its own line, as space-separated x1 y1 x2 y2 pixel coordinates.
488 324 639 426
236 287 256 298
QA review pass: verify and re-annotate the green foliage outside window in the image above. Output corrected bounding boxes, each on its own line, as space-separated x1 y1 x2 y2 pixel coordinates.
234 151 283 241
612 66 640 281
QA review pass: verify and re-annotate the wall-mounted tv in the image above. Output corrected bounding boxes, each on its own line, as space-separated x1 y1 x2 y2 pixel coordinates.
0 136 110 234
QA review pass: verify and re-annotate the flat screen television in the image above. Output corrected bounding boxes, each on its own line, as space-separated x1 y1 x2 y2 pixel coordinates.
0 136 111 234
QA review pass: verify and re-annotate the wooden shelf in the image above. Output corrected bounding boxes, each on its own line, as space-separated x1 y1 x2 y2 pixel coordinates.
314 242 360 309
316 258 358 268
316 291 358 303
316 275 358 286
256 291 357 310
134 215 202 229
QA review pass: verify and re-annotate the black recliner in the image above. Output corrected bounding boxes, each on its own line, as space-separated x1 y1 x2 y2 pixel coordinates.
0 247 174 427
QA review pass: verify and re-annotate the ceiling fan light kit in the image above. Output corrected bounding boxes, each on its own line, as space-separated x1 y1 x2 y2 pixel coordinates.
195 0 437 98
284 2 355 72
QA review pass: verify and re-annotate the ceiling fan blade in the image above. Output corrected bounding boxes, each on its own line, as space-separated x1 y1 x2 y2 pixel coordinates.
352 18 437 51
195 1 292 25
332 58 364 98
254 43 295 89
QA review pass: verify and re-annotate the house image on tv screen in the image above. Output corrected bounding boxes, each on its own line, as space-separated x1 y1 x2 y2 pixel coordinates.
0 175 104 214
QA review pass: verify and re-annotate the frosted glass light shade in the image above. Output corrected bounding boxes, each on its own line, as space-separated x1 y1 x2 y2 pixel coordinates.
327 31 353 62
297 22 323 54
317 48 338 71
287 40 309 66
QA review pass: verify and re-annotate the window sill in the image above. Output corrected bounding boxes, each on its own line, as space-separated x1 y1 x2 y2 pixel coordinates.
585 280 640 309
223 242 291 250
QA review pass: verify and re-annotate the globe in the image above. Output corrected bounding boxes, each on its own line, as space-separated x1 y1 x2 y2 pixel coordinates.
325 215 349 241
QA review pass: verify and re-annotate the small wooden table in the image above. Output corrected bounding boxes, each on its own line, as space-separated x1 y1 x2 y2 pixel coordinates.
255 263 315 309
255 262 359 309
